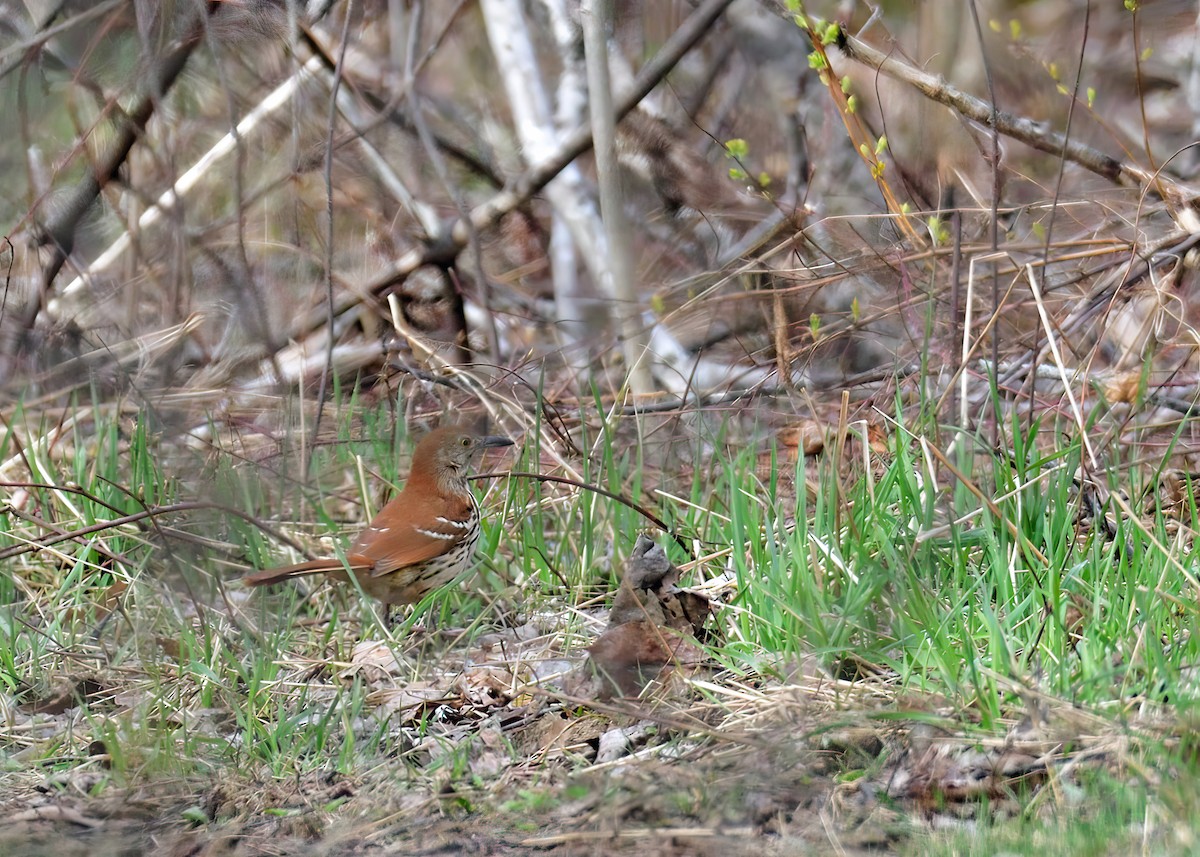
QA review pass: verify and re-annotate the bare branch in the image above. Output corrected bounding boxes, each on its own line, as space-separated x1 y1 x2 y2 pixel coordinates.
832 29 1197 207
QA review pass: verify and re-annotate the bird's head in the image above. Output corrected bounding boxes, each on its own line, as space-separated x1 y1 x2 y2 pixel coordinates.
419 426 514 475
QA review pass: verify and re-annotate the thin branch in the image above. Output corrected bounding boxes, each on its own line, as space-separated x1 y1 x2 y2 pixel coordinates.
479 470 693 558
832 29 1194 206
583 0 652 394
370 0 738 293
57 56 324 304
0 498 308 562
242 0 737 388
34 3 223 306
310 0 356 478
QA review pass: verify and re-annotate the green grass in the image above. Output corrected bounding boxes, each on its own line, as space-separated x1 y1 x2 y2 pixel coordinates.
694 406 1199 713
3 386 1200 852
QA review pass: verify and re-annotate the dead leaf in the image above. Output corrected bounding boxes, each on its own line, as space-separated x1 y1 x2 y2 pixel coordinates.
369 683 455 722
341 640 405 683
22 677 106 715
778 419 828 456
587 619 704 699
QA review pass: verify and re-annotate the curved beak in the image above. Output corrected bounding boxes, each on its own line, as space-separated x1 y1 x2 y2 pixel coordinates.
479 435 514 449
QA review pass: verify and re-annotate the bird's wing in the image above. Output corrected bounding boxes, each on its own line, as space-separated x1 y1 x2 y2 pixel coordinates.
352 493 476 577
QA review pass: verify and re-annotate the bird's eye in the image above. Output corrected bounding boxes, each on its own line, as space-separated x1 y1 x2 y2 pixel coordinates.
460 437 471 447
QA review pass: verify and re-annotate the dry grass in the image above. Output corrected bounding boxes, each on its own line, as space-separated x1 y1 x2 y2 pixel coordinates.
6 2 1200 854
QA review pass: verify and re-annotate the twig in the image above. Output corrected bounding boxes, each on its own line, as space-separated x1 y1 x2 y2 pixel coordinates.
238 0 735 390
57 56 324 304
310 0 356 479
33 3 222 309
483 470 693 559
0 498 309 562
831 29 1195 206
370 0 737 292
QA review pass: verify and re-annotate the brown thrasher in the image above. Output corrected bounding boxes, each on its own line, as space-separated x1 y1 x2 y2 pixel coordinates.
243 425 513 605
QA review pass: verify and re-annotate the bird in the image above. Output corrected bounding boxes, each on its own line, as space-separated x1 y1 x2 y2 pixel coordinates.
243 425 513 606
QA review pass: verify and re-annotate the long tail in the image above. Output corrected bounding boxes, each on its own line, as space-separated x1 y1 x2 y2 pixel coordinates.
243 557 370 586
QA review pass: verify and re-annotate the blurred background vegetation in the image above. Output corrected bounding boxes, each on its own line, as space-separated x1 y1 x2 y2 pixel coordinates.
5 1 1200 854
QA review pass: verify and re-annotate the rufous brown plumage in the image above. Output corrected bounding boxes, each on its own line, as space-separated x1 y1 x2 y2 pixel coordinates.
243 425 513 605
